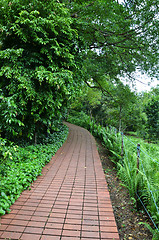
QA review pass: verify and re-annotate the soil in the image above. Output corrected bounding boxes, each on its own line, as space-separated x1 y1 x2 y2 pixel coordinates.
96 138 153 240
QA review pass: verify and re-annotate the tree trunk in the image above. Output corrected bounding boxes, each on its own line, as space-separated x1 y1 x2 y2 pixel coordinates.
34 122 38 145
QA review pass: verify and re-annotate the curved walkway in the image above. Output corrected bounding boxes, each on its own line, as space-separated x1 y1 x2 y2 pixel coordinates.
0 123 119 240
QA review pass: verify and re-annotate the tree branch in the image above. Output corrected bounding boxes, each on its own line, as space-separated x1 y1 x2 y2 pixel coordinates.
71 1 96 18
84 79 115 100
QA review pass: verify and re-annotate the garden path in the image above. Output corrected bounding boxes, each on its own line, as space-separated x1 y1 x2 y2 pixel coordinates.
0 123 119 240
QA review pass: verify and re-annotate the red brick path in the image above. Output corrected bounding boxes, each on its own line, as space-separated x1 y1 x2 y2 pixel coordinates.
0 123 119 240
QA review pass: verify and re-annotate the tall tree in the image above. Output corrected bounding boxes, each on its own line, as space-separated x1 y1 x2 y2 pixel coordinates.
0 0 80 140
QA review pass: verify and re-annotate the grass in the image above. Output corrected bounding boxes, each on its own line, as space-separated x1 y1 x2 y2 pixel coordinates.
111 134 159 239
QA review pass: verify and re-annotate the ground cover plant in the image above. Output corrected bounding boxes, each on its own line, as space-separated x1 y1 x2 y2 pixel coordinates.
67 111 159 239
0 123 68 216
97 139 153 239
117 135 159 239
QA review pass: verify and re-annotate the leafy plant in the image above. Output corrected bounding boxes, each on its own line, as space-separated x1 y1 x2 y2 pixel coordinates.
0 123 68 216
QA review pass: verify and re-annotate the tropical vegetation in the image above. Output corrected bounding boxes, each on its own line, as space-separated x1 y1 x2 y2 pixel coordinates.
0 0 158 237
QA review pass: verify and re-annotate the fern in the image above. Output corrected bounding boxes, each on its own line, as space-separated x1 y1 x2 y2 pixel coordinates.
109 150 121 161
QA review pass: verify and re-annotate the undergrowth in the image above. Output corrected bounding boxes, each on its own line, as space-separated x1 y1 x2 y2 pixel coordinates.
0 123 68 216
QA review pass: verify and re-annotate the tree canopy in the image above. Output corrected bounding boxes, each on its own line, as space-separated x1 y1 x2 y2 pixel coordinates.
65 0 159 90
0 0 80 139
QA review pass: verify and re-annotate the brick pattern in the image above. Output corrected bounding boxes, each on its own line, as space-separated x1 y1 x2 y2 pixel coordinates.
0 123 119 240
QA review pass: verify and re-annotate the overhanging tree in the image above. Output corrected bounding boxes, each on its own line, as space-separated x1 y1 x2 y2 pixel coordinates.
64 0 159 91
0 0 80 140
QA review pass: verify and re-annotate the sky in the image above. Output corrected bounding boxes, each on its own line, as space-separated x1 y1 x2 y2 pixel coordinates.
121 71 159 93
129 74 159 93
117 0 159 92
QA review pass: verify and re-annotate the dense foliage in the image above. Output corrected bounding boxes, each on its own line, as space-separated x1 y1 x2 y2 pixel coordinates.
0 0 158 232
63 0 159 92
0 0 80 140
0 123 68 216
144 87 159 141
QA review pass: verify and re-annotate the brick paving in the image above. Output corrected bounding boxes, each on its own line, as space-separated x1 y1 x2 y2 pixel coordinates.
0 123 119 240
